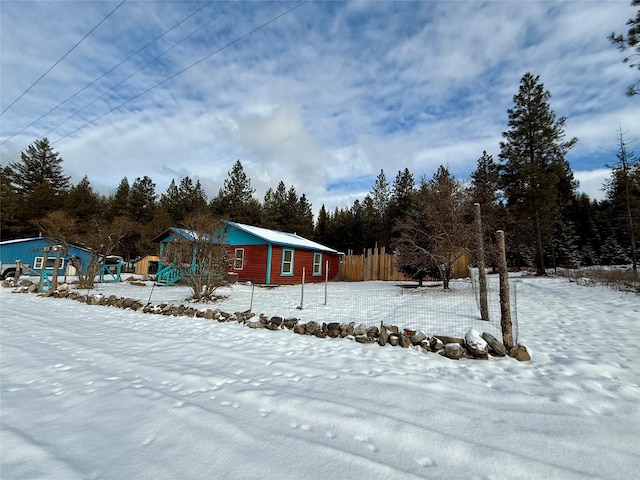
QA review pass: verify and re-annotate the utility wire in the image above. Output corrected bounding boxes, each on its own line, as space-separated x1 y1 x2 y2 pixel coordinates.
0 0 127 117
1 0 216 147
52 0 310 145
42 1 240 142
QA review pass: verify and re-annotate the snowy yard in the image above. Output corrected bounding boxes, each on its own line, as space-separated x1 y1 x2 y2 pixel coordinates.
1 276 639 479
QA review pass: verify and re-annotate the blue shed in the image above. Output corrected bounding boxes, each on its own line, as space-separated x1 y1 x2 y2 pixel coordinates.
0 237 93 279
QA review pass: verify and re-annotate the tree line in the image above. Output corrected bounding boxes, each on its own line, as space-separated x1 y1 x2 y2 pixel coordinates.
1 73 638 282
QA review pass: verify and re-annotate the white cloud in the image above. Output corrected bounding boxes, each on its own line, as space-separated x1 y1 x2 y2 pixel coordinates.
1 0 637 219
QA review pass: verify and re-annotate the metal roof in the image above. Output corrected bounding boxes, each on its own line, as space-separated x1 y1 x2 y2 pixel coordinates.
227 222 337 253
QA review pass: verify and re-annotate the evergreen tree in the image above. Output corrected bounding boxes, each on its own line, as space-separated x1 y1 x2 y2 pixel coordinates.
261 181 288 230
160 177 208 224
295 193 314 239
7 138 70 197
368 170 391 246
0 167 21 239
106 177 131 221
314 204 330 245
470 151 503 270
609 0 640 96
604 128 640 272
387 168 415 241
129 176 157 225
210 159 261 224
64 176 103 225
498 72 578 275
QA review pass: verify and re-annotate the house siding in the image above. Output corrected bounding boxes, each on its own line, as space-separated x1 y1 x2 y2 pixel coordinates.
267 247 340 285
154 224 341 286
0 238 93 275
230 244 269 283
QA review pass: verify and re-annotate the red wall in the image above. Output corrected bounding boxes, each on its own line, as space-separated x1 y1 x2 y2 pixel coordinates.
229 244 340 285
229 244 269 283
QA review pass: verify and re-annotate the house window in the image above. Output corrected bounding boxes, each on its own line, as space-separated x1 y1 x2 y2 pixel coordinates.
313 252 322 276
281 248 294 275
34 256 65 270
234 248 244 270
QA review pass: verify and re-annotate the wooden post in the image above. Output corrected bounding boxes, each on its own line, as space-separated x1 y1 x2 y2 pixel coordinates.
50 247 62 291
14 260 21 282
474 203 489 321
497 230 513 349
299 267 305 309
39 247 50 292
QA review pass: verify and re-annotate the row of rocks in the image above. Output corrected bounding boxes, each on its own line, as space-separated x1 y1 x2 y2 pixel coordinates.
4 279 530 361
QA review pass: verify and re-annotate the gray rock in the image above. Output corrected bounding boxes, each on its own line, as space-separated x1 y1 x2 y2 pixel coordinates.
429 337 444 351
444 343 464 359
378 322 389 346
410 332 427 346
354 324 368 336
509 344 531 361
481 332 507 357
464 329 489 358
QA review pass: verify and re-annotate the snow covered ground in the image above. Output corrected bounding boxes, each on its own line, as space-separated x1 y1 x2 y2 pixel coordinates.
1 275 639 479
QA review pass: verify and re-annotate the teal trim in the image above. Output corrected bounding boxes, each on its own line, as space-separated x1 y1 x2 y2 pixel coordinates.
312 252 322 276
266 244 272 283
281 248 294 276
99 262 122 283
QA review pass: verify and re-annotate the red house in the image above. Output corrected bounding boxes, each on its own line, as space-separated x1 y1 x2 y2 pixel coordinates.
225 222 340 284
152 222 341 285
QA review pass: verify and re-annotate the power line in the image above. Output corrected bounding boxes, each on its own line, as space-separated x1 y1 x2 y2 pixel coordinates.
1 0 216 147
40 1 240 143
0 0 127 117
52 0 310 145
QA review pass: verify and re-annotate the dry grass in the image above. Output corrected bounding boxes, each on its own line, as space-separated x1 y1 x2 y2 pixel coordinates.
559 266 640 294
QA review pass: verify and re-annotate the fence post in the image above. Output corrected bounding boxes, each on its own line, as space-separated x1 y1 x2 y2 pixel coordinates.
497 230 514 349
474 203 489 321
299 267 305 309
324 260 329 305
14 260 22 283
50 247 62 292
39 247 50 292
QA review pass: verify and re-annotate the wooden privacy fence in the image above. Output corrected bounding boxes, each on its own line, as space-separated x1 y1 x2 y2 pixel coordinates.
339 246 471 282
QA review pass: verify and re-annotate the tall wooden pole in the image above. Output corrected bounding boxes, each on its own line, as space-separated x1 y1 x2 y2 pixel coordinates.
474 203 489 321
50 247 62 292
39 247 50 292
497 230 513 349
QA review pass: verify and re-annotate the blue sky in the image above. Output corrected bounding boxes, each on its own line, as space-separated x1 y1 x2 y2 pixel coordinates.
1 0 638 217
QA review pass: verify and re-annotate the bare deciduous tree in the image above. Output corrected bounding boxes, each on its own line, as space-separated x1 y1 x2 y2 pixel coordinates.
394 166 474 289
161 214 231 301
35 212 134 288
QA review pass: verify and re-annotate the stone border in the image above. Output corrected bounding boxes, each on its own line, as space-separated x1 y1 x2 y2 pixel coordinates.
3 279 530 361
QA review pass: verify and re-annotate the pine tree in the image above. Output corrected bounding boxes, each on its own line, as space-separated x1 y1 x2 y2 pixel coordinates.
210 160 261 224
498 72 578 275
129 176 157 225
106 177 131 221
160 177 208 224
314 204 330 245
7 138 70 197
0 167 21 239
609 0 640 96
470 151 503 270
261 181 288 230
368 169 391 246
387 168 415 241
64 176 104 225
604 128 640 272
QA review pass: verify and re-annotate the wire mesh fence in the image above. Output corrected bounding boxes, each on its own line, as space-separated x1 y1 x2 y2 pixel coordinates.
242 275 518 342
